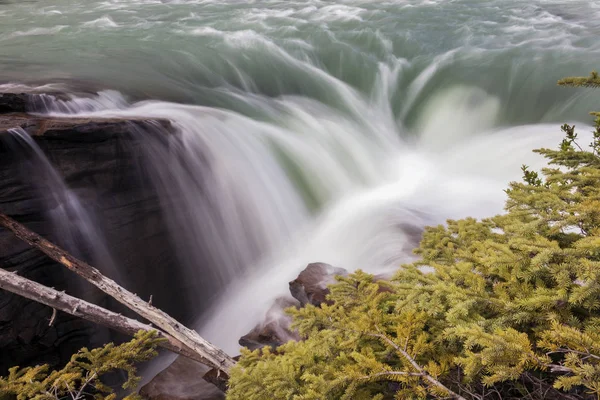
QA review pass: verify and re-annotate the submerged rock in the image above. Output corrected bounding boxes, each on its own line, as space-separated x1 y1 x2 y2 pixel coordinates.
289 262 348 306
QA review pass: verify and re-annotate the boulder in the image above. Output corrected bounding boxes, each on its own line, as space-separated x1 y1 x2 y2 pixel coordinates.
288 262 348 306
238 262 349 352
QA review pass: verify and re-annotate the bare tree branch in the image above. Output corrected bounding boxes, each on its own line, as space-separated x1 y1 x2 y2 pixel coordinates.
369 331 467 400
0 267 205 364
0 213 236 375
48 307 57 326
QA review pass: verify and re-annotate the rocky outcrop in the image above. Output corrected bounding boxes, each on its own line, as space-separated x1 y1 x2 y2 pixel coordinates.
0 92 190 374
0 113 172 137
0 93 28 114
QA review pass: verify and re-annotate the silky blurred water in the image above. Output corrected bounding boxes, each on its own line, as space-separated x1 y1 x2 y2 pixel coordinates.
1 0 600 356
1 0 599 122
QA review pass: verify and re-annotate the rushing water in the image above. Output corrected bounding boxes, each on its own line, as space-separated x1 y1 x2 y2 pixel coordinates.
1 0 600 357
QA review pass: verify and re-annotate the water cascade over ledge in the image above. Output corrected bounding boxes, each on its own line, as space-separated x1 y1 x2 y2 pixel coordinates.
1 0 600 379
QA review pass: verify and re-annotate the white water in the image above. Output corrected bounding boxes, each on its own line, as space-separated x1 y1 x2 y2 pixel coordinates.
35 80 572 355
198 123 569 354
2 0 600 365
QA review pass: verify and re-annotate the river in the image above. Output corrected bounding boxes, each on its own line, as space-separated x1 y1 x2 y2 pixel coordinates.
1 0 599 356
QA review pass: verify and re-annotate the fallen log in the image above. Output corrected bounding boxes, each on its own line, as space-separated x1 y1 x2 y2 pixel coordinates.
0 267 202 363
0 213 236 376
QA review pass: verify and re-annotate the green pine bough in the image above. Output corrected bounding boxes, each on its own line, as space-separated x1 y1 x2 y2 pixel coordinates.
227 76 600 400
0 330 163 400
558 71 600 89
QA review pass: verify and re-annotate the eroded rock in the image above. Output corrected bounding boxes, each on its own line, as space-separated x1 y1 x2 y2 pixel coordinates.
0 113 172 137
239 262 349 352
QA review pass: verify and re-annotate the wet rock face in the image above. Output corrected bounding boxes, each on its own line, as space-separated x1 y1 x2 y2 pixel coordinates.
0 93 28 114
0 93 188 373
240 262 349 353
0 113 172 138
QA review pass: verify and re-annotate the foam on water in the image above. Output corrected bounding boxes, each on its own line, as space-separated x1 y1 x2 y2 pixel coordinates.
82 16 119 29
1 26 67 40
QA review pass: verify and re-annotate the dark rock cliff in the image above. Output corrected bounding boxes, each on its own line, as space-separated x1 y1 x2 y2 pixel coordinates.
0 92 190 373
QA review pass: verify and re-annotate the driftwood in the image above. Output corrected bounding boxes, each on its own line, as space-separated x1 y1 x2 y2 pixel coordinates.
0 267 205 364
0 213 236 381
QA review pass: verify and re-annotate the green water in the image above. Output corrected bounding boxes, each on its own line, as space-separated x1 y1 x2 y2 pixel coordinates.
1 0 599 126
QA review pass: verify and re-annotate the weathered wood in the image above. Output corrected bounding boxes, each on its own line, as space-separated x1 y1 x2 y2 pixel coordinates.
0 213 236 374
0 267 204 365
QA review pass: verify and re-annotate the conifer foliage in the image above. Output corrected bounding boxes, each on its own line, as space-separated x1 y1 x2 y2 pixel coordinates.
0 330 163 400
227 80 600 399
558 71 600 89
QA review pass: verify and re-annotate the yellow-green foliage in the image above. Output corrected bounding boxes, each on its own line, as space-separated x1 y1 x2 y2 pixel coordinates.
0 330 163 400
558 71 600 88
227 86 600 399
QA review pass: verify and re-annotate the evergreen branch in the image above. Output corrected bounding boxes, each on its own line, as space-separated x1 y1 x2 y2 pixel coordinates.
74 371 96 400
369 331 467 400
531 353 574 374
546 349 600 361
558 71 600 88
317 321 467 399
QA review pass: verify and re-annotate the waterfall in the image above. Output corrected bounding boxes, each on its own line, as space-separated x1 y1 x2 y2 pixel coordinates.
2 0 600 360
29 78 575 353
2 128 121 286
